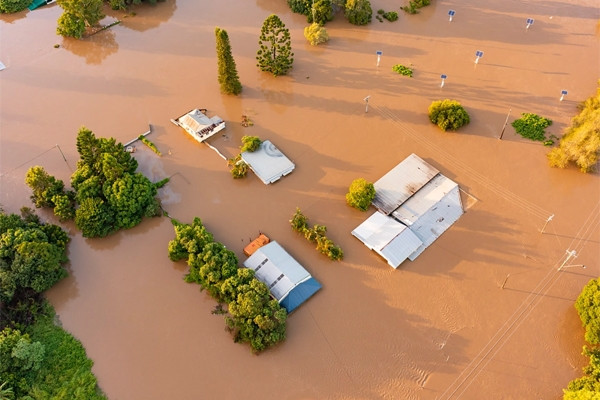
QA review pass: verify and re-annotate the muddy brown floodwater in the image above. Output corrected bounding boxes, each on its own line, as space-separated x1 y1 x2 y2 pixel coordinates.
1 0 599 399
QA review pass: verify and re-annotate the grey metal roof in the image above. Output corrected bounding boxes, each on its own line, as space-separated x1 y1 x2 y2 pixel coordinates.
352 211 423 268
372 153 439 215
389 174 464 260
241 140 295 185
243 241 312 301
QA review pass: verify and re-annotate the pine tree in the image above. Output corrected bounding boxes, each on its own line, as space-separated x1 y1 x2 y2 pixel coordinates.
256 14 294 77
215 27 242 95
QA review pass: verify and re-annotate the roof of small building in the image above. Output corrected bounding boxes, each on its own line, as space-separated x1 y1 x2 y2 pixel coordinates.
241 140 295 185
352 211 423 268
372 153 439 215
179 109 223 135
243 241 320 313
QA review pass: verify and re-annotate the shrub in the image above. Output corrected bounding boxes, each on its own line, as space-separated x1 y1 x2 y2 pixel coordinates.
344 0 372 25
392 64 413 77
138 135 162 155
0 0 32 13
240 136 262 153
304 22 330 46
428 99 470 132
228 155 248 179
346 178 375 211
402 0 430 14
511 113 553 142
308 0 333 25
383 11 398 21
289 208 343 261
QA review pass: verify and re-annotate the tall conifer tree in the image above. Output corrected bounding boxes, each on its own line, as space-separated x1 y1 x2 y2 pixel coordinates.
215 27 242 95
256 15 294 77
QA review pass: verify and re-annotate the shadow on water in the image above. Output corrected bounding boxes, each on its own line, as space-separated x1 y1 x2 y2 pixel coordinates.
61 29 119 65
105 0 176 32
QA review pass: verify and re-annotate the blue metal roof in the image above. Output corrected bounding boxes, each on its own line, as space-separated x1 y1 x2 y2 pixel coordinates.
280 277 322 313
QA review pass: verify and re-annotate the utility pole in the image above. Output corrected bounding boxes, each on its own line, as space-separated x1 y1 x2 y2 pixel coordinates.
558 250 578 271
364 95 371 113
540 214 554 234
499 108 511 140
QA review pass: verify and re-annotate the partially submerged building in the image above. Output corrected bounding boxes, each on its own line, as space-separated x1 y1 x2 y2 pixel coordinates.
241 140 295 185
352 153 463 268
170 108 225 143
243 241 321 313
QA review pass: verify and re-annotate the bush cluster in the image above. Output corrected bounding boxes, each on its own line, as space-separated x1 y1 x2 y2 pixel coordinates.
168 218 287 353
107 0 164 10
511 113 553 142
304 22 330 45
376 9 398 22
345 0 372 25
228 136 262 179
428 99 470 132
290 208 343 261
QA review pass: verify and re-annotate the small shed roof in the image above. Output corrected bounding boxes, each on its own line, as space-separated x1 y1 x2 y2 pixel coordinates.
352 211 423 268
372 153 439 215
241 140 295 185
243 241 320 313
391 174 463 260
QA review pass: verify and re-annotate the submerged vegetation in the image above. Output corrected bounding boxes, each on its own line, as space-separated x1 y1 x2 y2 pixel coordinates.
511 113 553 142
428 99 470 132
563 278 600 398
0 0 31 13
168 218 287 353
228 136 262 179
290 208 344 261
138 135 162 156
25 127 166 238
392 64 413 77
548 84 600 173
402 0 430 14
346 178 376 211
0 209 106 399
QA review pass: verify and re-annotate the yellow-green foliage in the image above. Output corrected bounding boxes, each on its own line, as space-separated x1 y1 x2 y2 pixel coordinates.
304 23 329 46
548 85 600 173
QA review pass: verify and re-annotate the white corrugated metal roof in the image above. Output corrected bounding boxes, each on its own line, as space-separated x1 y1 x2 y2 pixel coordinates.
243 241 311 301
372 153 439 215
352 211 423 268
241 140 295 185
388 174 463 260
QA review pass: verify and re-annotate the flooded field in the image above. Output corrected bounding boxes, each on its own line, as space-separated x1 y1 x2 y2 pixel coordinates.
1 0 599 399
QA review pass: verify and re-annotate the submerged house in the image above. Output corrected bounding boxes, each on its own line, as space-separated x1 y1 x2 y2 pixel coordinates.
243 241 321 313
170 108 225 143
352 153 463 268
241 140 295 185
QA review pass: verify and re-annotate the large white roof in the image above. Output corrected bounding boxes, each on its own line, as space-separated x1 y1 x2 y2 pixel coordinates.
352 211 423 269
241 140 295 184
372 153 439 215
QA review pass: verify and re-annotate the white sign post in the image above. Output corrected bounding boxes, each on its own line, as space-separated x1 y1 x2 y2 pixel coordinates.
475 50 484 64
526 18 534 30
560 90 568 102
376 50 382 67
440 74 447 88
448 10 455 22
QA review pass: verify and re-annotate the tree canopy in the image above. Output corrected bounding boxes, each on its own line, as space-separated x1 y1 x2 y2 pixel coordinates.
108 0 164 10
25 127 165 238
345 0 372 25
256 14 294 77
0 0 32 13
575 278 600 345
56 0 105 38
428 99 471 132
0 210 69 306
548 84 600 173
215 27 242 95
304 22 330 46
346 178 375 211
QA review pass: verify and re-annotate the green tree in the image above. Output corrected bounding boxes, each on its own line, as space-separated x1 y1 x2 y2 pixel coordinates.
0 381 14 400
56 0 105 39
344 0 372 25
226 278 287 352
290 208 309 232
240 136 262 153
0 327 44 396
107 0 164 10
308 0 333 25
428 99 470 131
0 211 69 304
576 278 600 345
287 0 311 15
0 0 32 13
220 268 255 304
346 178 375 211
304 22 329 46
215 27 242 95
188 242 238 301
74 197 115 238
25 167 66 209
256 14 294 77
548 85 600 173
564 346 600 399
227 155 249 179
168 218 214 262
103 172 160 230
